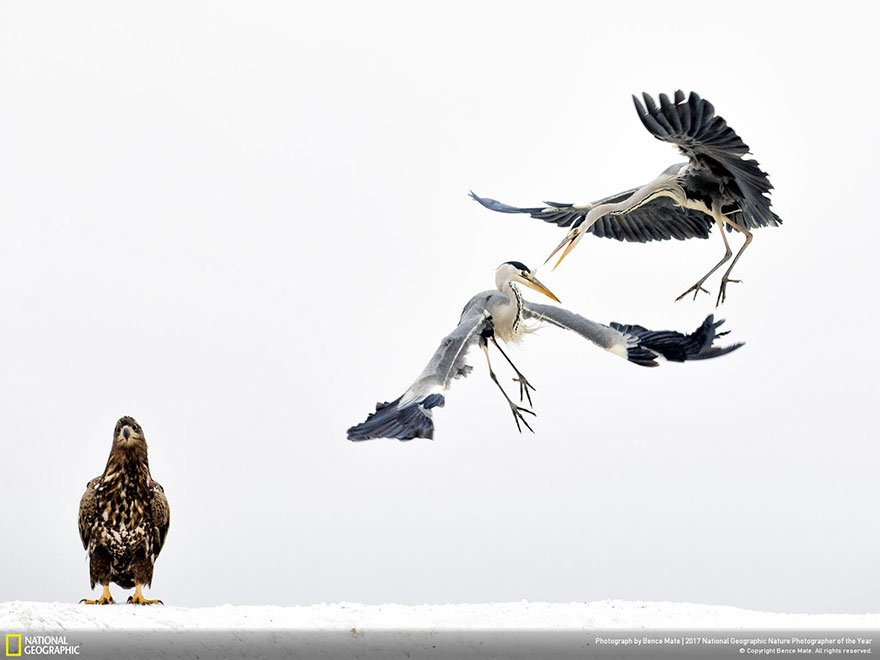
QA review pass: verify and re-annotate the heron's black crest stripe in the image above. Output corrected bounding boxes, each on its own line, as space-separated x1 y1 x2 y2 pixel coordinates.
504 260 530 272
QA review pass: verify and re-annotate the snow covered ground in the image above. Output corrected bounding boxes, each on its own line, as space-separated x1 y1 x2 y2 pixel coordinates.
3 599 880 630
2 601 878 659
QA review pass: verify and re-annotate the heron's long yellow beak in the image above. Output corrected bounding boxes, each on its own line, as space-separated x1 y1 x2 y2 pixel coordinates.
523 274 561 303
544 233 578 271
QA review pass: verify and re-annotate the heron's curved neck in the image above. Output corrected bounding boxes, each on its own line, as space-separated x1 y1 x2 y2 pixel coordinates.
501 281 524 333
585 174 682 224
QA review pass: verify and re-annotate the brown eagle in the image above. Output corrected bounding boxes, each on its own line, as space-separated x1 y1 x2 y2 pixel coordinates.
78 416 170 605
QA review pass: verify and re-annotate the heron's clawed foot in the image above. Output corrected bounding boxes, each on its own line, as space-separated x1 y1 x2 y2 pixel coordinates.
716 278 742 307
511 374 536 406
508 402 536 434
675 283 710 302
127 595 164 605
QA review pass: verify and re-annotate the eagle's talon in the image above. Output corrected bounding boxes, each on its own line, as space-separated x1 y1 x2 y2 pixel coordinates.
81 585 115 605
127 586 163 605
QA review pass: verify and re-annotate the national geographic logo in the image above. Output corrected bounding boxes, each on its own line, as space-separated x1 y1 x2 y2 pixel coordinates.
5 635 21 657
5 635 80 656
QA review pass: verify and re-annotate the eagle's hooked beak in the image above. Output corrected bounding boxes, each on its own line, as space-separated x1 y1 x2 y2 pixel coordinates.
122 426 131 440
522 273 561 303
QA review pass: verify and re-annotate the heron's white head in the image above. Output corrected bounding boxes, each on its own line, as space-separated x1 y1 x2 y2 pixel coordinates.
495 261 561 302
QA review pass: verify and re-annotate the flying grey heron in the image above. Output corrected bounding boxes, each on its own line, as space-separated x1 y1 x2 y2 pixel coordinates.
470 91 781 305
347 261 742 441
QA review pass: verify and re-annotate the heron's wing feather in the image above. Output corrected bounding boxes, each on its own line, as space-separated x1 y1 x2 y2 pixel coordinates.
586 197 713 241
633 91 781 230
524 302 743 367
470 188 637 227
347 294 497 441
470 190 713 242
78 477 100 550
404 298 494 398
523 301 631 354
150 481 170 559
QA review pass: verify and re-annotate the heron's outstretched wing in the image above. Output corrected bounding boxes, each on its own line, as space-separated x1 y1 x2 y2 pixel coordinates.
633 91 781 230
523 302 743 367
347 294 496 441
470 190 713 242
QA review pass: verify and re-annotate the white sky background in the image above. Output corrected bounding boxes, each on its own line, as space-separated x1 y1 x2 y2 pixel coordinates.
0 1 877 613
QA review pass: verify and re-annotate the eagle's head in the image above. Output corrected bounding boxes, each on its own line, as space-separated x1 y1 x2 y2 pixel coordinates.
113 416 147 452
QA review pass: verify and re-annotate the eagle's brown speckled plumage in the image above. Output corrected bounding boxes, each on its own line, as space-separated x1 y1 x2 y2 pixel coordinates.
78 416 169 603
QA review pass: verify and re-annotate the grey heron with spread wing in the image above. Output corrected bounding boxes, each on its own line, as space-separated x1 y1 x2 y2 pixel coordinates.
471 91 781 305
347 261 742 441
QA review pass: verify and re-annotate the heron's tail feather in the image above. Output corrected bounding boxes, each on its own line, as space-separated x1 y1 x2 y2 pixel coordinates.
612 314 744 367
347 393 445 441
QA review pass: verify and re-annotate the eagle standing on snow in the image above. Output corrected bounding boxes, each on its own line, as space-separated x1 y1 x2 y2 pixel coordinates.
78 416 170 605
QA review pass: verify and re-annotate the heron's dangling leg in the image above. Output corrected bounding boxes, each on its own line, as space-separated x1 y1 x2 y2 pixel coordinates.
481 340 535 434
127 584 163 605
80 584 114 605
676 211 733 302
489 336 535 406
715 216 753 306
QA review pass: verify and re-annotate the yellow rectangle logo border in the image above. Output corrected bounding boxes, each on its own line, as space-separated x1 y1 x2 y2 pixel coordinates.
5 633 22 657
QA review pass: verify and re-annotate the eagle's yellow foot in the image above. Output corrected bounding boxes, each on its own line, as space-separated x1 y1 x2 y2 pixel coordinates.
127 584 163 605
80 585 115 604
